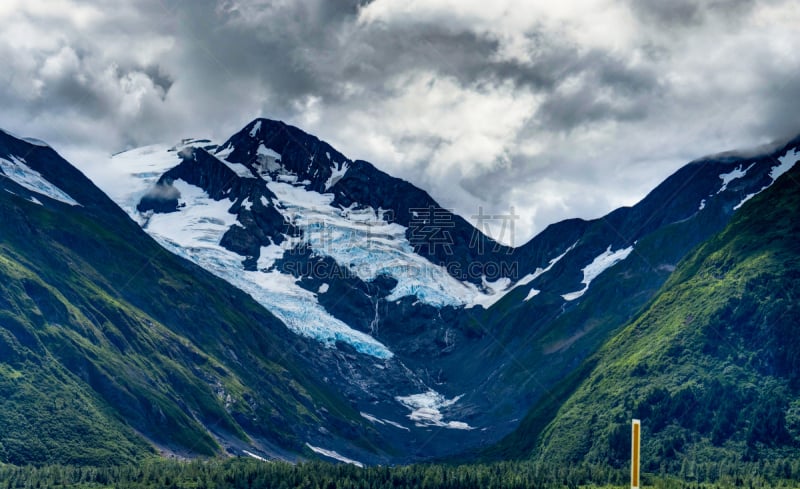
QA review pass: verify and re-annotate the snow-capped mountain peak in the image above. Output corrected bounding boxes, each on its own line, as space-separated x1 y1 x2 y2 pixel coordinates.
97 125 528 362
213 118 352 194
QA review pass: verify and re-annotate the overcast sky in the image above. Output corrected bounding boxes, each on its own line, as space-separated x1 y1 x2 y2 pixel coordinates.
1 0 798 245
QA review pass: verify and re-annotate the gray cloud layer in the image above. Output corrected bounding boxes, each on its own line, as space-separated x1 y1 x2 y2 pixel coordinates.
1 0 798 244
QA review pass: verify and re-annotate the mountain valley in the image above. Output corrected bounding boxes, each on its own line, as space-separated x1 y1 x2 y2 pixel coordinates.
0 121 798 472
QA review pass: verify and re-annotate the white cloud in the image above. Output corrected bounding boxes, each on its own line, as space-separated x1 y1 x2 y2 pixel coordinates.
40 46 82 80
0 0 103 30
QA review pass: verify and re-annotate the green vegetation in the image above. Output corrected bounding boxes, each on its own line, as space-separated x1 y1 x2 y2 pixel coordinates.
3 458 800 489
0 158 369 465
528 165 800 471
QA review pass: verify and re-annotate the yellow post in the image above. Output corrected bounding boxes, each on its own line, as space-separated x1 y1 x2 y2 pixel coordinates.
631 419 641 489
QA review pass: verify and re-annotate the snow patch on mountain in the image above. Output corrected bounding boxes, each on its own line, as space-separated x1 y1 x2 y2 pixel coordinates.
305 444 364 467
562 245 634 301
468 240 574 308
360 412 410 431
733 147 799 210
771 148 799 180
524 289 541 301
249 120 262 138
222 160 255 179
518 246 570 286
267 176 577 309
145 180 238 245
245 269 392 358
256 144 281 161
325 161 349 190
214 144 234 160
467 277 512 309
733 192 756 211
0 154 80 206
717 162 755 194
395 390 472 430
521 242 577 302
242 450 267 462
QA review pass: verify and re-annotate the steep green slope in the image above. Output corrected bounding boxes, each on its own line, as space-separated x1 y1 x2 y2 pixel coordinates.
517 164 800 470
0 135 371 465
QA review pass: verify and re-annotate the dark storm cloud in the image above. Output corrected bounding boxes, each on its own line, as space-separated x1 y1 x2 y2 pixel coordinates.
123 0 800 239
141 65 174 98
151 4 544 94
0 0 665 146
1 0 798 242
534 51 662 131
26 55 168 122
752 68 800 141
167 1 663 140
30 50 109 117
165 0 376 106
149 1 528 135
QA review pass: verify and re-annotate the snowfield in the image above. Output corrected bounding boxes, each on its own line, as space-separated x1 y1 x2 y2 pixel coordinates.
0 154 80 206
395 390 472 430
101 144 395 359
717 162 755 194
305 444 364 468
733 148 799 210
562 245 634 301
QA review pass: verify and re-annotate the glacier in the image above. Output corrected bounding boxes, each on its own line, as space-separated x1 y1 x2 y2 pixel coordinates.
143 179 395 359
99 144 394 359
266 179 492 308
